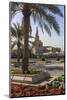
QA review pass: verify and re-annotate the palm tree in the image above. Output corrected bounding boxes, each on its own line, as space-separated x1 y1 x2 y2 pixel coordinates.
10 2 63 73
11 23 24 63
11 22 34 64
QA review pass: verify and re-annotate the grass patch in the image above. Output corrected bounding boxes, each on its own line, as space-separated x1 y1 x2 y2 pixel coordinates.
11 67 41 75
11 68 22 74
28 69 41 74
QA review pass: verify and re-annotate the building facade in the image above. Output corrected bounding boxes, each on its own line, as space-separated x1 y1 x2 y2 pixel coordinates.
32 27 43 56
32 27 61 56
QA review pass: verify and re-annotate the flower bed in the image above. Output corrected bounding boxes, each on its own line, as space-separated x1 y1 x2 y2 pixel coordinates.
10 75 65 97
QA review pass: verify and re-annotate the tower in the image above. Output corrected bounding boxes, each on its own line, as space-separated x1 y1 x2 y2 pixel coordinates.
35 27 39 41
32 27 43 56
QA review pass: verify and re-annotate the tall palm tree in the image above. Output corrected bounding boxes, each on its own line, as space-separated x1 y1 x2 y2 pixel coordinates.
10 2 63 73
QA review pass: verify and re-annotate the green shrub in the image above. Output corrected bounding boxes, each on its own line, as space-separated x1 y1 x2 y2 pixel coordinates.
58 75 64 82
52 81 60 88
48 75 64 88
29 69 41 74
11 68 22 74
58 77 63 82
11 68 41 75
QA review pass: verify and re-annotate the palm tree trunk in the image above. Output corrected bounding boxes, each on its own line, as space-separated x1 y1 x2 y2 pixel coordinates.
22 5 31 73
17 41 20 65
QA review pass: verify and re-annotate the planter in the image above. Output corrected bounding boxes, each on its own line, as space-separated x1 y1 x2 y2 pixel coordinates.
11 71 50 84
32 71 50 83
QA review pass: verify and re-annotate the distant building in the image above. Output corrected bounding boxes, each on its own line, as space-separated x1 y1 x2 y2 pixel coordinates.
43 46 61 53
32 27 43 56
32 27 61 56
11 27 62 58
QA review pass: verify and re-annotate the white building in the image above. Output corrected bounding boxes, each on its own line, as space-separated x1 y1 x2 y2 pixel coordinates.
32 27 43 56
32 27 61 56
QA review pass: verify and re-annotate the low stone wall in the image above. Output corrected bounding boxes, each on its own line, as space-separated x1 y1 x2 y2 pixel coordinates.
11 71 50 84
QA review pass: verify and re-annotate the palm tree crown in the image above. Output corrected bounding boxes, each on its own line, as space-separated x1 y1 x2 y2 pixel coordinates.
10 2 63 35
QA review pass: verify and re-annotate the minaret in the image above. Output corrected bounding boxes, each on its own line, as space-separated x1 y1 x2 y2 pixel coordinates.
32 27 43 55
35 27 39 41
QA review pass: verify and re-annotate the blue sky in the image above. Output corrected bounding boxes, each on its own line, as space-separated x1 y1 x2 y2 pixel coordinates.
11 5 64 51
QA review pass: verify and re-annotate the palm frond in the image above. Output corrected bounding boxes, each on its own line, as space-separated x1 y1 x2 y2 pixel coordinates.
31 11 37 24
10 26 17 37
31 5 51 35
11 41 17 49
46 5 63 17
9 2 20 21
10 3 63 37
44 24 51 36
13 23 18 30
46 14 60 34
